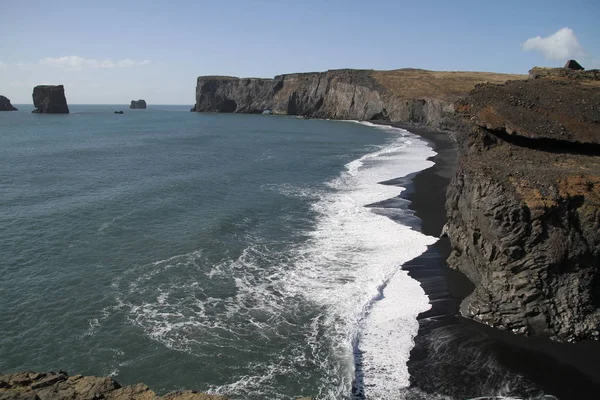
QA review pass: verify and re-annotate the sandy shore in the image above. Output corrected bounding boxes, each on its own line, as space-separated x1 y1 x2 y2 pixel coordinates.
389 122 600 400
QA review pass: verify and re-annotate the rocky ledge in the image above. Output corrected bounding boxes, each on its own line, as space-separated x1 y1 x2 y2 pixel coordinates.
0 95 18 111
32 86 69 114
193 69 524 129
445 68 600 342
130 100 147 109
0 371 227 400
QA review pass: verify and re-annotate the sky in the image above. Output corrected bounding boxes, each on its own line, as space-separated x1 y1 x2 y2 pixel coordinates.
1 0 599 104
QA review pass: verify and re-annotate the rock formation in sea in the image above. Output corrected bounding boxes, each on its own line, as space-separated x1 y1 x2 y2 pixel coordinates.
0 371 228 400
32 85 69 113
0 95 18 111
193 69 524 129
130 99 147 109
445 67 600 342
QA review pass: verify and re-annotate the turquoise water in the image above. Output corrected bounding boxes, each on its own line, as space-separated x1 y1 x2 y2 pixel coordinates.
0 105 436 399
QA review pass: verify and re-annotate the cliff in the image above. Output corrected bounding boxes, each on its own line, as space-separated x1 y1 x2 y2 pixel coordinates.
130 100 147 109
32 86 69 114
194 69 524 129
0 95 17 111
445 68 600 342
0 371 227 400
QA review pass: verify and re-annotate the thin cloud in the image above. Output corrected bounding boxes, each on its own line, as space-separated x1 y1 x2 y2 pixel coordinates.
0 61 6 68
522 27 586 61
39 56 151 70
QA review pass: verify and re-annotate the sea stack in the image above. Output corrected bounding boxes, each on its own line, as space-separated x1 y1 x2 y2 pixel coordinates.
0 95 18 111
32 85 69 113
130 99 147 109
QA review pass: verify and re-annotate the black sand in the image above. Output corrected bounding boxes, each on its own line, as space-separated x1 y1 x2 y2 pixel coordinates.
389 122 600 400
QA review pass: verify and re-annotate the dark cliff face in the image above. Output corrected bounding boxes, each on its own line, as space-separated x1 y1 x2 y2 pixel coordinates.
194 70 458 128
446 70 600 342
32 85 69 114
0 95 18 111
130 99 147 109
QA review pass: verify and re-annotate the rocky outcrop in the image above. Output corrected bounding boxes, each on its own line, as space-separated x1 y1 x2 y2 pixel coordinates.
32 86 69 114
445 68 600 342
0 372 227 400
130 100 147 109
194 69 524 129
0 95 17 111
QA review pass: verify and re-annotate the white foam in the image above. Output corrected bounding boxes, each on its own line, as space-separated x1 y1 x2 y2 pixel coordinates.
283 123 437 397
104 122 438 398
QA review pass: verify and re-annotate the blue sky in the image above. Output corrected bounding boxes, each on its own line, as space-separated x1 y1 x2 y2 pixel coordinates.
1 0 599 104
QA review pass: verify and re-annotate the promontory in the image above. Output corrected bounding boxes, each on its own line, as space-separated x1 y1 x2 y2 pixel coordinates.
0 95 18 111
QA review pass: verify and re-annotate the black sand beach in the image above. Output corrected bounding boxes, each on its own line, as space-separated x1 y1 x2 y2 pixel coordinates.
392 123 600 400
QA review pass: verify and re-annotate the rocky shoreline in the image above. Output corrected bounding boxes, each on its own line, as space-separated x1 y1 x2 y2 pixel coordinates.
0 371 228 400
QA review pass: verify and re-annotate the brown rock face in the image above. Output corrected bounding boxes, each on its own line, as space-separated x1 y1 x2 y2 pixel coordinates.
32 86 69 114
0 372 228 400
446 68 600 342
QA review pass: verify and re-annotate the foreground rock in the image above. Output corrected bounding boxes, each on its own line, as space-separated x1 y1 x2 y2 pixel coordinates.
31 86 69 114
130 100 147 109
0 372 228 400
446 67 600 342
0 95 17 111
193 69 524 129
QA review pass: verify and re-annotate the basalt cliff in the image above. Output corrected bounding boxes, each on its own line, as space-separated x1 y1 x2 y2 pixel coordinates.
446 67 600 342
193 69 524 129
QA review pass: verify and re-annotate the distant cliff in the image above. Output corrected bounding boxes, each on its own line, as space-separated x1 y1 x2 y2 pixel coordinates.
0 95 17 111
445 69 600 342
194 69 524 129
32 85 69 114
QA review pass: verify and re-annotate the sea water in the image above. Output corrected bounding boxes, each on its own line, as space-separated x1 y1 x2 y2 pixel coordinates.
0 106 436 399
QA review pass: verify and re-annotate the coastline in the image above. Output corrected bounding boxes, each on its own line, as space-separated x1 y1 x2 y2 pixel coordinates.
393 122 600 399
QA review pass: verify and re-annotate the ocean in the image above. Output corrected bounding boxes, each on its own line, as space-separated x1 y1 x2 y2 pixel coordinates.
0 105 438 399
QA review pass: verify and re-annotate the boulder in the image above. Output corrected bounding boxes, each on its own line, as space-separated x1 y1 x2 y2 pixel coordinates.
0 95 17 111
130 100 147 109
114 111 124 114
32 85 69 113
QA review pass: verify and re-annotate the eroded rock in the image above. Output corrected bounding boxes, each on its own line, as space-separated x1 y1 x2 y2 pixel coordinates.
130 100 147 109
32 86 69 114
446 68 600 342
0 95 17 111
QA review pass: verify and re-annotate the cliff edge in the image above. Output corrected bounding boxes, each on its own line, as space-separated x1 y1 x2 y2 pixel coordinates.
194 69 524 129
446 68 600 342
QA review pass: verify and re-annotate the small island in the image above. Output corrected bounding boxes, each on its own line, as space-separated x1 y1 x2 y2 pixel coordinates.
32 85 69 113
0 95 18 111
130 99 147 109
